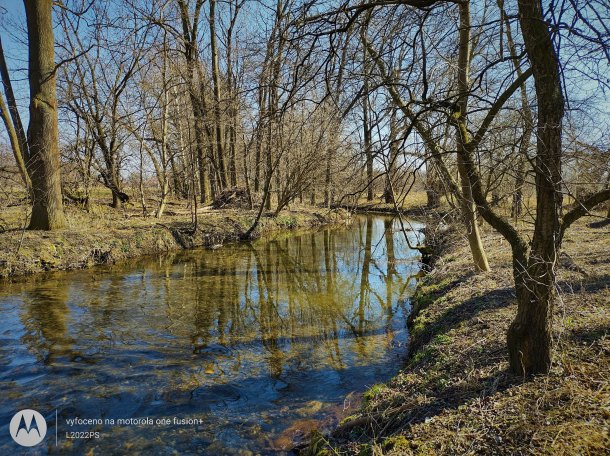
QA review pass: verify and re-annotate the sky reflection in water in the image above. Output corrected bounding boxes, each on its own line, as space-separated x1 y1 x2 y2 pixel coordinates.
0 215 423 454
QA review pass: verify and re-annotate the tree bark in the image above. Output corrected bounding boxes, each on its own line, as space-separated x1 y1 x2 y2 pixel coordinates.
384 107 398 204
498 0 533 222
0 91 31 192
363 49 373 202
24 0 66 230
209 0 227 190
0 38 32 193
506 0 565 375
455 0 490 272
177 0 208 203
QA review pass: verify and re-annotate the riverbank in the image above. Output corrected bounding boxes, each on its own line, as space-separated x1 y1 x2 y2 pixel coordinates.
310 213 610 455
334 192 432 218
0 205 351 279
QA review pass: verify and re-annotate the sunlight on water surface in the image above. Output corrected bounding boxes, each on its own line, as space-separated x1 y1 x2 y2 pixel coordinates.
0 215 423 454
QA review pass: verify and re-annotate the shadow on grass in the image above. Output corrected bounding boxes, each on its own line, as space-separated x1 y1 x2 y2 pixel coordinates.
410 284 515 353
558 274 610 294
332 285 523 441
570 323 610 344
587 219 610 229
333 339 518 441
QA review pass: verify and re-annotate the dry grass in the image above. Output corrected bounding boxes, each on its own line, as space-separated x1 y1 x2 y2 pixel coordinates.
341 191 431 214
0 191 351 279
309 212 610 456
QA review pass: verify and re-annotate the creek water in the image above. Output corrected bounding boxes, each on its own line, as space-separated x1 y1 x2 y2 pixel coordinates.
0 215 423 455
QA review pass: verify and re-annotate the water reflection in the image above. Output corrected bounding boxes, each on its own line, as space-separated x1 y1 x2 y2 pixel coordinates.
0 215 423 454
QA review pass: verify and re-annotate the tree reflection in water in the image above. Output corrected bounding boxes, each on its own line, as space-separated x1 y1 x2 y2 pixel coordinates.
0 215 423 454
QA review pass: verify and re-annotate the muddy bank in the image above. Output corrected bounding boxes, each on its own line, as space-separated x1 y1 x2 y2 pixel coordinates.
0 208 351 279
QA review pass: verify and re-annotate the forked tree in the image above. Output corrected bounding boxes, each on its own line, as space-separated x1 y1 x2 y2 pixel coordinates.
452 0 610 374
348 0 609 374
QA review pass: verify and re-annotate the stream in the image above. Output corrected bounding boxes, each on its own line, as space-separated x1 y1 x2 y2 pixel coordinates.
0 215 423 455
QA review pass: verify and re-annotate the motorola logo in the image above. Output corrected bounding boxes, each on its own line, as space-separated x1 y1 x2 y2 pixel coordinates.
9 409 47 447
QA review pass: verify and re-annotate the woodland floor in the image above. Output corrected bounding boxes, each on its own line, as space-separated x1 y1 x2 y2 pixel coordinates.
0 192 351 280
310 211 610 456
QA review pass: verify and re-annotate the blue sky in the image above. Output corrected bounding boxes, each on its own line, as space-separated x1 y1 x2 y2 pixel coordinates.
0 0 608 152
0 1 33 133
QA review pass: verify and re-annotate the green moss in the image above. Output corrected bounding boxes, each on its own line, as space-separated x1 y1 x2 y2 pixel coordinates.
275 214 298 228
415 293 436 309
433 334 452 345
134 231 144 248
120 241 130 253
364 383 388 403
434 376 449 390
382 435 411 451
420 277 452 295
339 414 358 426
410 345 438 365
410 313 431 339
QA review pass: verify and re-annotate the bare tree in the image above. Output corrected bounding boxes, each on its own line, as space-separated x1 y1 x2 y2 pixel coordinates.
0 38 31 194
23 0 66 229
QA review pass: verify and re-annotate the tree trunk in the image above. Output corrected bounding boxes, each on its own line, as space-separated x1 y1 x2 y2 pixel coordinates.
456 156 490 272
24 0 66 230
228 114 237 188
426 167 441 208
384 107 398 204
0 91 31 192
363 57 373 202
242 135 253 209
498 0 533 222
508 257 554 375
265 126 272 211
507 0 565 375
455 0 490 272
209 0 227 190
0 38 32 195
177 0 208 204
108 159 125 209
254 86 265 193
324 145 332 208
193 124 208 203
512 157 525 220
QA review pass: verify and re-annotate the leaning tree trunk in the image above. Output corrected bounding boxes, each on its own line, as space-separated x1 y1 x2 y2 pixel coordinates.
498 0 533 222
507 0 565 375
455 0 490 272
24 0 66 230
456 155 490 272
